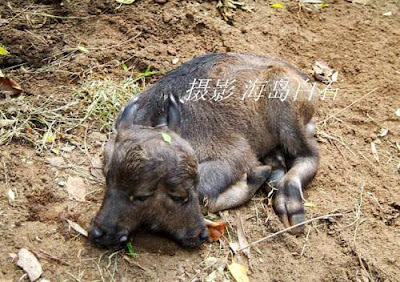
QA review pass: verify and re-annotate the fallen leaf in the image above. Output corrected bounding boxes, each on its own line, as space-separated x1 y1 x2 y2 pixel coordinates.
378 128 388 137
161 132 172 144
42 130 56 144
0 77 23 98
318 3 329 8
46 156 65 168
65 176 86 201
7 189 15 204
205 270 217 282
61 145 76 152
383 11 392 16
66 219 88 237
270 3 284 8
205 219 226 241
352 0 370 4
17 248 42 281
300 0 323 3
395 108 400 117
228 262 249 282
116 0 136 4
204 256 218 267
371 141 379 163
77 45 89 53
0 45 9 55
331 71 339 82
90 156 105 181
229 242 240 253
313 61 336 84
304 201 317 208
0 69 4 77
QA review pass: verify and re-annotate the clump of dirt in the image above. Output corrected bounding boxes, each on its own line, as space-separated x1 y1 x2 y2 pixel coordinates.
0 0 399 281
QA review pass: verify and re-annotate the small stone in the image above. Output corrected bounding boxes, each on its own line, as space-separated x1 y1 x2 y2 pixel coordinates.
171 58 179 65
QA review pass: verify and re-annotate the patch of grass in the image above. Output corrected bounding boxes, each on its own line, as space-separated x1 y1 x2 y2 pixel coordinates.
125 241 138 258
0 76 143 152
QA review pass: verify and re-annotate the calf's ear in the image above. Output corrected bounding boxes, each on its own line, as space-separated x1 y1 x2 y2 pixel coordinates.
167 93 181 133
115 96 139 131
153 93 181 133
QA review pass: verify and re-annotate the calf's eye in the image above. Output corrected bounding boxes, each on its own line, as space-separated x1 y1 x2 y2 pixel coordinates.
170 195 188 203
129 195 150 202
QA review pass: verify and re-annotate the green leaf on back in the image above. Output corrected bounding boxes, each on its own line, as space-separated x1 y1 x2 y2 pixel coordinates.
161 132 172 144
116 0 136 4
0 46 9 55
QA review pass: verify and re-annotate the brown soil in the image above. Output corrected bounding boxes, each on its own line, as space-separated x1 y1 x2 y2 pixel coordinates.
0 0 399 281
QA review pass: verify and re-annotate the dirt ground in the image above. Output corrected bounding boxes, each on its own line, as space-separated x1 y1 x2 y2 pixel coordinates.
0 0 399 281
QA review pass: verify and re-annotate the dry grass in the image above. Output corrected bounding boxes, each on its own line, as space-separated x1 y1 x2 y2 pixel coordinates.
0 77 141 153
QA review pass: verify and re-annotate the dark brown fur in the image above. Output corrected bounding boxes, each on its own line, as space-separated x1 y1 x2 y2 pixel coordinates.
89 54 319 247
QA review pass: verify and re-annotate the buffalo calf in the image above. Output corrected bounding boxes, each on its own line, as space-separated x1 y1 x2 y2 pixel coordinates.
89 53 319 247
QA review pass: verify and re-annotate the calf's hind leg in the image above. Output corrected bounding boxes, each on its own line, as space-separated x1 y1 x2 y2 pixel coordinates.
206 165 272 213
273 134 319 233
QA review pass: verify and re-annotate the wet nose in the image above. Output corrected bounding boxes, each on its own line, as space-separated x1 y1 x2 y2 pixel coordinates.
89 224 104 240
198 228 209 242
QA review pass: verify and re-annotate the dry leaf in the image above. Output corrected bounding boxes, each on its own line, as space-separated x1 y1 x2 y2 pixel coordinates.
371 141 379 163
90 156 105 181
229 242 240 253
42 130 56 144
395 108 400 117
0 45 9 55
352 0 370 4
65 176 86 201
77 45 89 53
205 219 226 241
304 201 317 208
46 156 65 168
0 77 23 98
17 248 42 281
313 61 337 84
378 128 388 137
270 3 284 8
66 219 88 237
300 0 323 3
228 262 249 282
7 189 15 204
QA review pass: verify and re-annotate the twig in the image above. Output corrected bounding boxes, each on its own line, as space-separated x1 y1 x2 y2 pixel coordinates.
238 213 343 252
318 88 378 125
24 11 95 20
300 226 312 257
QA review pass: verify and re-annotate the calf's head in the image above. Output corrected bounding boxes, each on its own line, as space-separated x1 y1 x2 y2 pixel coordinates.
89 98 207 248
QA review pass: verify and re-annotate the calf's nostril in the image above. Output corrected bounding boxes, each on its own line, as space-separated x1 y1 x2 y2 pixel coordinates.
90 226 104 239
198 228 209 241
